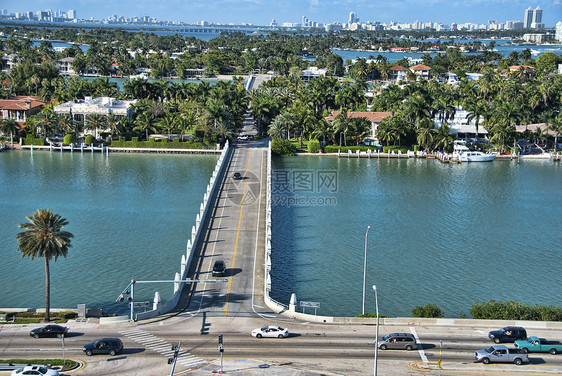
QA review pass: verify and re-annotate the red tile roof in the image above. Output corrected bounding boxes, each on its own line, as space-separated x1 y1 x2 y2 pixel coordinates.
389 65 408 71
326 111 393 122
0 96 45 111
409 64 431 71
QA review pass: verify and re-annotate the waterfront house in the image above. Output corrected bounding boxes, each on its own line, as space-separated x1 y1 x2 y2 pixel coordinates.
56 57 76 75
302 67 328 82
325 110 392 141
0 96 45 125
508 65 535 79
54 96 137 137
389 65 408 82
434 106 489 142
409 64 431 79
1 54 18 73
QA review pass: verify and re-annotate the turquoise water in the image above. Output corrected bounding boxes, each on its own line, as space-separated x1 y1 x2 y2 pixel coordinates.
333 43 562 63
2 151 561 318
0 150 217 313
270 156 562 318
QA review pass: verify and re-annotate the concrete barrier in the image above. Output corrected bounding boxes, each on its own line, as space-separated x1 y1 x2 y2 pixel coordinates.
136 141 231 321
99 315 130 324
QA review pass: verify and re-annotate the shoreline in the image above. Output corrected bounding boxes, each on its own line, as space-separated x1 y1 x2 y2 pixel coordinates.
5 145 559 160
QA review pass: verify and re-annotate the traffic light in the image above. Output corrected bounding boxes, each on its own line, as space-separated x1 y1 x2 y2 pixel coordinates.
218 334 223 344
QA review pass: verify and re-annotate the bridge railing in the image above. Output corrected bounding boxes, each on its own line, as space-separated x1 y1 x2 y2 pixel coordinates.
262 140 288 312
136 141 231 320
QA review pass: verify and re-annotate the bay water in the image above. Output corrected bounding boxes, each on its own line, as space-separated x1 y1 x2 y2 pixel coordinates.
0 150 218 314
1 151 560 318
270 156 562 318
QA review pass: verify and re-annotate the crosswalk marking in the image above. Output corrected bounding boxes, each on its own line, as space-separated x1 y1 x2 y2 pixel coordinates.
120 329 206 370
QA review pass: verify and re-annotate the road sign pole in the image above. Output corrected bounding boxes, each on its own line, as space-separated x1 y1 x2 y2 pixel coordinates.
218 334 224 374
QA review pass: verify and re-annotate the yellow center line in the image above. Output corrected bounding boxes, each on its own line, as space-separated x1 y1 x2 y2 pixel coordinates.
224 147 252 316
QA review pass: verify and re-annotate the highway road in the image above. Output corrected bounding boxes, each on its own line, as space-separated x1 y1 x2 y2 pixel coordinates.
2 119 562 375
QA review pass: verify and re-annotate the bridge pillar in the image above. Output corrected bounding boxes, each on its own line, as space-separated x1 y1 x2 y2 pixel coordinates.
289 293 297 313
174 272 181 293
153 291 161 311
181 254 186 276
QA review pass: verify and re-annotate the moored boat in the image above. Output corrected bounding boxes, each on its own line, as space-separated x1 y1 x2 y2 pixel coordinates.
453 140 496 162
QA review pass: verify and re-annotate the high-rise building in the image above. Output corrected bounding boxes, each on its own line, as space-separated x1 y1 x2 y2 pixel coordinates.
524 6 533 28
67 9 76 19
531 6 543 29
556 21 562 43
348 11 358 24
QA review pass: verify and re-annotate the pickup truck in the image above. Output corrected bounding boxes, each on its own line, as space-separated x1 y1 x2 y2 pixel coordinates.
515 336 562 355
474 345 529 365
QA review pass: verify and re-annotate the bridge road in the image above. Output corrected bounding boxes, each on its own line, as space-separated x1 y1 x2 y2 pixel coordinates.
170 130 278 321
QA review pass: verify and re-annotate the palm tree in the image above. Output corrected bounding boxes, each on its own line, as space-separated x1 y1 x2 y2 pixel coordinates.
332 108 352 147
105 114 120 141
434 123 456 152
267 119 285 139
416 119 437 152
1 118 19 144
157 113 178 139
133 112 157 140
547 113 562 153
84 113 106 140
16 209 73 322
35 111 56 138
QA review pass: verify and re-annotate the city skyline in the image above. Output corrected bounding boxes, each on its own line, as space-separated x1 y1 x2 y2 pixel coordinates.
3 1 561 28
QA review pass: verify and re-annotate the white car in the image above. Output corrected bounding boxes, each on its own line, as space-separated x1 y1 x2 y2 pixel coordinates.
251 325 289 338
11 365 59 376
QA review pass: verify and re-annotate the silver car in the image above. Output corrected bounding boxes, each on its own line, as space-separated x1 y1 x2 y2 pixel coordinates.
378 333 416 350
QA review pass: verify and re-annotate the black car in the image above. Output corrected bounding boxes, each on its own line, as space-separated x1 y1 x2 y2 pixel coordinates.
488 326 527 343
233 172 242 180
212 260 226 277
82 338 124 356
29 324 68 339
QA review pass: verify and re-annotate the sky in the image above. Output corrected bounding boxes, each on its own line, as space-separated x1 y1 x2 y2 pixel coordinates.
4 0 562 27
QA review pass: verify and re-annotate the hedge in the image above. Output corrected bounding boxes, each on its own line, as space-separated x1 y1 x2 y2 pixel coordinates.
111 137 212 149
470 300 562 321
323 145 378 153
412 303 444 318
22 135 45 146
63 134 76 145
308 139 321 153
382 146 410 153
271 138 296 156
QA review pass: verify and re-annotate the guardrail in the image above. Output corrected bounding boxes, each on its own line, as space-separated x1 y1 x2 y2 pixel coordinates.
262 141 289 313
136 141 231 320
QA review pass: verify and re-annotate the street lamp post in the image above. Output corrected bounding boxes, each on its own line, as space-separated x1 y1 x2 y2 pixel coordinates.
362 225 371 315
373 285 379 376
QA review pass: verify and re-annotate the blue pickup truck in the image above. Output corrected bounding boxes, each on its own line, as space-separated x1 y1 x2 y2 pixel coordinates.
515 336 562 355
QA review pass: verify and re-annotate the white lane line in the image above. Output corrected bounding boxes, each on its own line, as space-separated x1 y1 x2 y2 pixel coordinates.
409 327 428 362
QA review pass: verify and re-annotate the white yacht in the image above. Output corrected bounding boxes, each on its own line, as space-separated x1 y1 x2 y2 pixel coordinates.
453 141 496 162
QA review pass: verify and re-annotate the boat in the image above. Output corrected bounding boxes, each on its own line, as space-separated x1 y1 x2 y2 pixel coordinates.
453 141 496 162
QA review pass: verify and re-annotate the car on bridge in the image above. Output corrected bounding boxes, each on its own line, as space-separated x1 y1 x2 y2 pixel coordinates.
212 260 226 277
252 325 289 338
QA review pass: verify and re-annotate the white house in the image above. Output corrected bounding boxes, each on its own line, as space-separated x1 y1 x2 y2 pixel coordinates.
54 96 137 136
434 106 489 141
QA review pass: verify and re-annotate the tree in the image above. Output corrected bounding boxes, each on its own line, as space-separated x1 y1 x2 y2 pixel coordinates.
434 123 456 152
16 209 73 322
133 112 157 140
84 113 106 139
1 118 19 144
